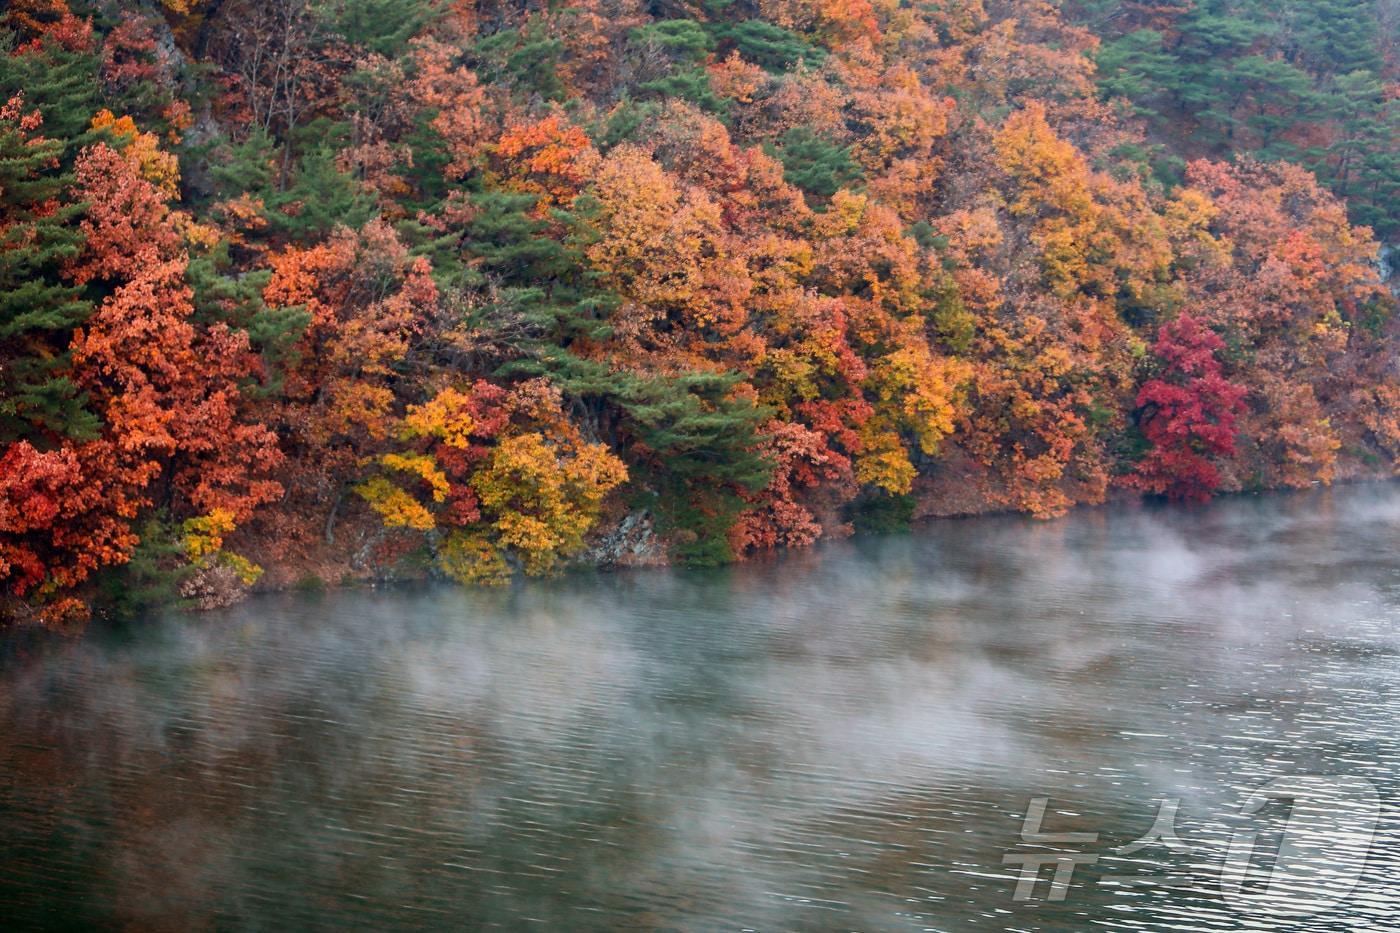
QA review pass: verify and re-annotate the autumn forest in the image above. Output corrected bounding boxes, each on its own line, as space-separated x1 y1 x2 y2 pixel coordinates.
2 0 1398 626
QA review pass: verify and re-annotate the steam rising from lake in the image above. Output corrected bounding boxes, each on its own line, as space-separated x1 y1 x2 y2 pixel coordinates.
3 485 1399 930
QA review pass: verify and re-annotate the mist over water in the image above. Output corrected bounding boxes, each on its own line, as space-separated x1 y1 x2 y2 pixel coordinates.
3 485 1400 930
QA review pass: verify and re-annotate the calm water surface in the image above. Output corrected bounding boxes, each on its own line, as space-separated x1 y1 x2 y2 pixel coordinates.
3 486 1400 930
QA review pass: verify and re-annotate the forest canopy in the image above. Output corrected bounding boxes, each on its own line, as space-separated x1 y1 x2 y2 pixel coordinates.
2 0 1398 625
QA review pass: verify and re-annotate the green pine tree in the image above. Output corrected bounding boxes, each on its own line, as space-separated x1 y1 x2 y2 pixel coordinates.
630 20 728 115
614 371 773 566
0 102 96 443
1285 0 1382 78
474 26 567 101
320 0 444 57
767 127 862 199
274 145 377 241
0 30 102 151
709 20 826 72
95 514 194 621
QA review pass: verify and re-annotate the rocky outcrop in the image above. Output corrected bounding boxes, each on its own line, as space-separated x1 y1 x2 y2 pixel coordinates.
579 511 668 569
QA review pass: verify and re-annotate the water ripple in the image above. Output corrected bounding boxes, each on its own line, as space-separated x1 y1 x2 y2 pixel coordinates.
2 485 1400 930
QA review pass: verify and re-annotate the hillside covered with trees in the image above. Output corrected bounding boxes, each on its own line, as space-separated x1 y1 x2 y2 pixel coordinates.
2 0 1398 626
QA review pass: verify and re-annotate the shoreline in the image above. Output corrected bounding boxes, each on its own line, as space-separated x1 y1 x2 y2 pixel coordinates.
5 472 1394 633
152 473 1400 610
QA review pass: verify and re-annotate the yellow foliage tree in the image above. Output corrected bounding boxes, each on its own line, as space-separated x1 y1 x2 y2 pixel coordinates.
91 109 180 197
471 432 628 577
182 509 263 584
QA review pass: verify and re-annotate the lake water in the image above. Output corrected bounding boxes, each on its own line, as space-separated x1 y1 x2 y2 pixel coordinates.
3 485 1399 931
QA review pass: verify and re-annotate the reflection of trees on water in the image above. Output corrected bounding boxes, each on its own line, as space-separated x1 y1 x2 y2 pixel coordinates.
2 484 1400 929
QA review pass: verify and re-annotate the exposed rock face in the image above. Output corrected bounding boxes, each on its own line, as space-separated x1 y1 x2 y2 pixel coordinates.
580 511 668 569
179 563 248 611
